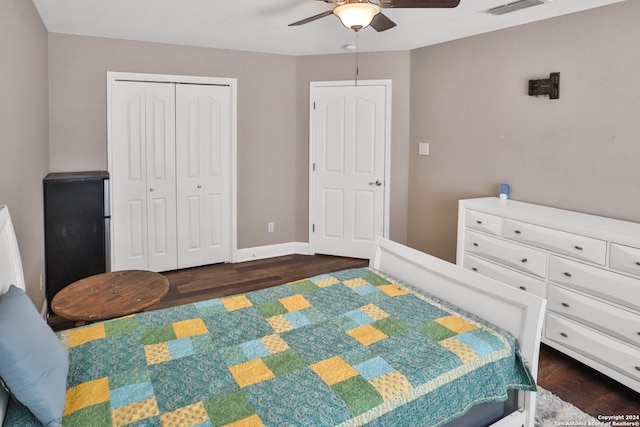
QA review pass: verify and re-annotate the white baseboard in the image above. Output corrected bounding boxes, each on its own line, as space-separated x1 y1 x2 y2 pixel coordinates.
234 242 311 263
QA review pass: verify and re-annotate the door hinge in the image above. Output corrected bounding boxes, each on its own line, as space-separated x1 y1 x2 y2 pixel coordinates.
312 224 315 232
313 163 316 172
313 101 316 110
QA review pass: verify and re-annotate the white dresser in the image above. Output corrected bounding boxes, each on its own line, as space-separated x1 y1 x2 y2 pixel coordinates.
456 197 640 392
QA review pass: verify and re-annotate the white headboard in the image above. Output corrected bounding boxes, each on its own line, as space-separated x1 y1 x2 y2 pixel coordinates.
0 206 25 294
0 205 25 425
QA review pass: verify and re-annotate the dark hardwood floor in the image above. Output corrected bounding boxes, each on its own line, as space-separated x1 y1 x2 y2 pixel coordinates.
152 254 369 310
537 344 640 417
52 253 640 418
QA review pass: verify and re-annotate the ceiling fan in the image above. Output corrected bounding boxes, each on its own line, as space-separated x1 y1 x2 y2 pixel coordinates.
289 0 461 32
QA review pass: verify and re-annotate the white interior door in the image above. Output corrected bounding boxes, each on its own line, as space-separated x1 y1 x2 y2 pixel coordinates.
310 82 390 259
110 81 177 272
176 84 232 268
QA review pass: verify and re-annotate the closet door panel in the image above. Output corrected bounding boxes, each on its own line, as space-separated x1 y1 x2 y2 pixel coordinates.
111 81 177 272
176 84 231 269
111 81 149 270
145 84 177 272
202 89 231 263
127 199 145 261
186 195 202 250
176 88 204 268
207 193 223 249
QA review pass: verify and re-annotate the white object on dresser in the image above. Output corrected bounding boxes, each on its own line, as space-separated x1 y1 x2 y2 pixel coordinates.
457 197 640 393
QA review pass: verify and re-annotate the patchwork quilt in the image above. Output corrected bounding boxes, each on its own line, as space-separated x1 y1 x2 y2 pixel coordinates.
5 268 535 427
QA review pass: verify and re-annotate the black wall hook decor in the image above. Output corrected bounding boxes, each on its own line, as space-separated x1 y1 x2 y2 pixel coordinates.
528 72 560 99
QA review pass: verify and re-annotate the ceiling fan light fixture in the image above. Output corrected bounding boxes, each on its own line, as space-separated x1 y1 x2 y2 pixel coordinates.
333 2 381 32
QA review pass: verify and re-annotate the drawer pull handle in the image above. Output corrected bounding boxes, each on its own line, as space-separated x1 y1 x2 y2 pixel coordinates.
636 261 640 267
563 272 573 278
472 267 478 272
521 258 528 263
473 243 479 247
514 230 522 234
561 302 570 308
476 220 483 225
519 286 527 291
574 245 583 251
636 366 640 372
560 332 568 338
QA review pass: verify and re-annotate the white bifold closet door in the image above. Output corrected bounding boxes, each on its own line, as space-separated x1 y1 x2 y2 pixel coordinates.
110 80 232 272
175 84 232 269
111 81 178 272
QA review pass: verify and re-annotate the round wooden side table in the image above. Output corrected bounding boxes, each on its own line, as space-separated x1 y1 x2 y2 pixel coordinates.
51 270 170 324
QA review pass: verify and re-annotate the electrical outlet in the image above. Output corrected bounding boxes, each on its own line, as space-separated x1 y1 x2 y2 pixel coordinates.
268 222 275 233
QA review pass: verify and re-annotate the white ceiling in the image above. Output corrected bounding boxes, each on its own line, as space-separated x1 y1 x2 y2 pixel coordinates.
32 0 626 56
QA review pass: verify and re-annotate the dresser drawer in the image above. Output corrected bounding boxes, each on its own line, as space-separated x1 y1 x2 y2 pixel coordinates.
464 210 501 236
464 230 547 278
503 219 606 265
463 254 546 298
610 243 640 277
545 313 640 384
548 256 640 312
547 285 640 347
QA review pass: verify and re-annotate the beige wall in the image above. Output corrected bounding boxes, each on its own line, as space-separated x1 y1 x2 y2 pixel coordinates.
408 1 640 262
295 51 411 245
48 35 412 250
0 0 49 306
48 34 298 249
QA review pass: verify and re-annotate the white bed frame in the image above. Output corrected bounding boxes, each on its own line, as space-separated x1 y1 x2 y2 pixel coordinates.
371 237 546 427
0 206 26 426
0 205 545 426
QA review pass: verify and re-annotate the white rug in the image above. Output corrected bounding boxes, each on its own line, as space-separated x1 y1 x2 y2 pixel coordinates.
535 386 599 427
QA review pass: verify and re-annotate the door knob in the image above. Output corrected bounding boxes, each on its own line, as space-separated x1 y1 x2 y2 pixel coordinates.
149 188 155 192
369 180 383 187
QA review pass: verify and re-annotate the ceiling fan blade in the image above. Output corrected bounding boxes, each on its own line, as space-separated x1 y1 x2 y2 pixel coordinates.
379 0 460 8
288 10 334 26
370 13 397 32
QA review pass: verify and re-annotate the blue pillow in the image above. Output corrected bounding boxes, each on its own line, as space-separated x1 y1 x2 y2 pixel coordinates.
0 285 68 427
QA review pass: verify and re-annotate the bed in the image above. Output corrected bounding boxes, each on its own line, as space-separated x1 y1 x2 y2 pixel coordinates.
0 205 546 427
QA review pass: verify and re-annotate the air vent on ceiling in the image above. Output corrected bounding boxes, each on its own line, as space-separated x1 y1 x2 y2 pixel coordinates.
487 0 545 16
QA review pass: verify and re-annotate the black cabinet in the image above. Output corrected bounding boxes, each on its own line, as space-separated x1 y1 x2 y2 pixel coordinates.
43 171 110 312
